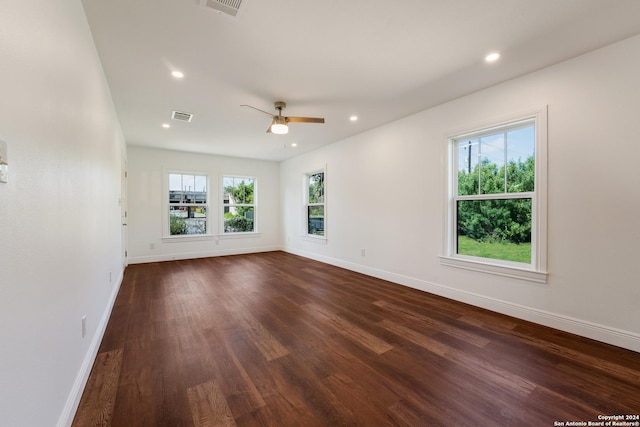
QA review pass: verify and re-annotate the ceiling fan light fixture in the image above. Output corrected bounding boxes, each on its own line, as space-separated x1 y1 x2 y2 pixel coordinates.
271 116 288 134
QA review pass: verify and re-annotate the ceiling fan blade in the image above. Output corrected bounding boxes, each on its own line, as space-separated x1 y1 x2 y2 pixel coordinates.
241 104 275 117
286 116 325 124
266 125 272 133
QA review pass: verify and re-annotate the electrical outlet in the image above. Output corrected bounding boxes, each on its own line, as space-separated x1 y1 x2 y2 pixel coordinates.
361 249 366 257
82 316 87 338
109 272 112 283
150 243 155 250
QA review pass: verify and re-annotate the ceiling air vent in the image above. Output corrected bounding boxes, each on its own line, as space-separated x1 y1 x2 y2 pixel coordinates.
171 111 193 122
199 0 245 18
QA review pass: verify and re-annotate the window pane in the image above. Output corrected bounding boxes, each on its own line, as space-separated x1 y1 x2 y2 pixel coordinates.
480 134 505 195
169 206 207 235
456 198 531 263
308 173 324 203
457 139 479 195
506 125 535 193
223 176 234 201
182 174 195 192
308 206 324 236
169 174 182 191
194 175 207 193
224 206 255 233
224 177 254 205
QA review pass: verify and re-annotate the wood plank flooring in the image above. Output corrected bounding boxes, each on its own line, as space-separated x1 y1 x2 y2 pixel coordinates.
73 251 640 426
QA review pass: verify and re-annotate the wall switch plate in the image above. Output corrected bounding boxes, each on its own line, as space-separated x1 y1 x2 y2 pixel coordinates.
82 315 87 338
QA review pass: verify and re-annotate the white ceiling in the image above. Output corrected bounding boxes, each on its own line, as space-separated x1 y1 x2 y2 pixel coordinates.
81 0 640 161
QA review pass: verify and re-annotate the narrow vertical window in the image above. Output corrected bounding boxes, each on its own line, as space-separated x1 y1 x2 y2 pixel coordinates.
223 176 256 233
168 173 208 236
305 171 325 236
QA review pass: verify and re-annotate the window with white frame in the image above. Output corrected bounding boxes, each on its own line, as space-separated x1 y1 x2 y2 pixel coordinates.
305 170 325 237
223 176 256 233
443 110 547 282
167 172 209 236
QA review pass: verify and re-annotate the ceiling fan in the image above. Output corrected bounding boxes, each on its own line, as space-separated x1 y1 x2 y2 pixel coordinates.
241 101 325 134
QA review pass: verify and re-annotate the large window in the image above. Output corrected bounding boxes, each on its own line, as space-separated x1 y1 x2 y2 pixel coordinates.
305 170 325 237
223 176 256 233
443 110 547 282
168 173 208 236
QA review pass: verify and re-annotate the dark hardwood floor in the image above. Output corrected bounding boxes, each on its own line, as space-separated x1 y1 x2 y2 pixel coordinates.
72 251 640 426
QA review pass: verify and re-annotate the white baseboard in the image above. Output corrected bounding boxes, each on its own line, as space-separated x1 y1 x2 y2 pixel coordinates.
284 247 640 353
127 245 282 264
56 269 125 427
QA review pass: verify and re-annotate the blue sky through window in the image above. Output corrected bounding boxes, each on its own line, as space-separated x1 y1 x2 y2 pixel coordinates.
458 124 534 173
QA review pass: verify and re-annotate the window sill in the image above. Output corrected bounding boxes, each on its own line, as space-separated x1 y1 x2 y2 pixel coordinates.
439 256 547 284
162 234 214 243
301 234 327 244
219 232 261 240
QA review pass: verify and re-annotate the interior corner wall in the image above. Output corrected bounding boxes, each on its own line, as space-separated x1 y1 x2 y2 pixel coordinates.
126 146 281 263
280 34 640 353
0 1 126 426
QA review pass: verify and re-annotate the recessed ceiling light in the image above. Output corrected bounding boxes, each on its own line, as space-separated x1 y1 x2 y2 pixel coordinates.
171 71 184 79
162 123 170 128
291 143 298 147
485 52 500 63
350 115 358 122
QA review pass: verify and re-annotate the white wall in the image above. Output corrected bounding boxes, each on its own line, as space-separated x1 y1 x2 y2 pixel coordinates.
127 147 281 263
0 1 126 426
281 35 640 352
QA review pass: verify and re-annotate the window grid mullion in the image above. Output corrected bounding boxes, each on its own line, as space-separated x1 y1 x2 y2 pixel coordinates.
477 137 482 195
503 131 508 193
456 192 534 201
